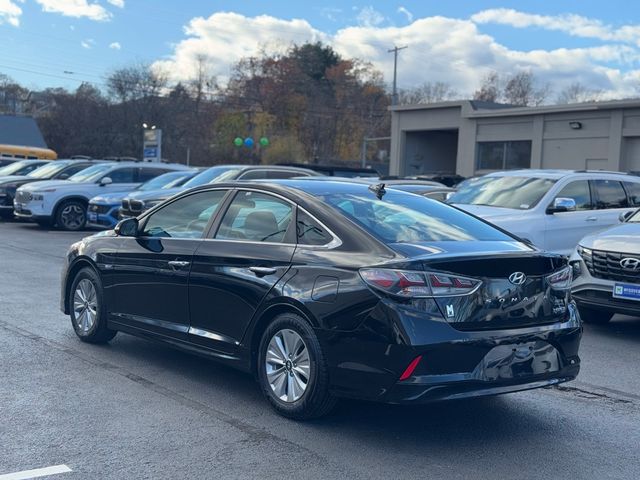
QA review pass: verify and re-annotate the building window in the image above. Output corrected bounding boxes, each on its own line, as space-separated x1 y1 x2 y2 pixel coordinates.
476 141 531 171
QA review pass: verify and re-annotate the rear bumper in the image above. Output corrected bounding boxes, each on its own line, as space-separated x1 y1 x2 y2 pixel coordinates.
319 302 582 403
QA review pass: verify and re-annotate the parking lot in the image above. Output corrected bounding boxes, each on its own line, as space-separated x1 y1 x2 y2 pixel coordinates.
0 219 638 479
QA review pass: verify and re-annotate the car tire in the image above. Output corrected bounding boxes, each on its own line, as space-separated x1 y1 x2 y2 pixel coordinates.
578 306 613 324
257 313 337 420
56 200 87 231
69 267 117 343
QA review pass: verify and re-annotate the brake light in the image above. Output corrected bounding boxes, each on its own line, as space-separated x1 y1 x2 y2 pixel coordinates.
359 268 481 298
546 266 572 290
399 355 423 381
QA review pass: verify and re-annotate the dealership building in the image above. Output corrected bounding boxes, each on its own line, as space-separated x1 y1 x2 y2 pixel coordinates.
389 99 640 178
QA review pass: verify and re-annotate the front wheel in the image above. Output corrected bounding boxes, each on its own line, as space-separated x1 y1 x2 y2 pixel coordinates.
69 267 117 343
578 306 613 324
56 200 87 231
257 313 336 420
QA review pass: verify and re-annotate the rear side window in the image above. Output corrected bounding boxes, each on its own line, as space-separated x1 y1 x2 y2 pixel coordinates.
216 191 293 243
554 181 593 210
623 182 640 207
107 168 136 183
593 180 628 209
297 210 332 245
138 168 167 182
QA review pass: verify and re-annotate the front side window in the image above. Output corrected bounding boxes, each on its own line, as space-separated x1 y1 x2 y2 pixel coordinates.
447 175 556 210
476 141 531 171
138 168 167 182
216 191 293 243
107 168 136 183
593 180 628 209
141 190 227 239
554 181 592 210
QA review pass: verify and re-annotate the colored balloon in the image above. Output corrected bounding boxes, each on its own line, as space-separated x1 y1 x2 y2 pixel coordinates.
244 137 254 147
259 137 269 146
233 137 243 147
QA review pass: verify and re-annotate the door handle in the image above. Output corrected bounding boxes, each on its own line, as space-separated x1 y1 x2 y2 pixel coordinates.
586 217 598 222
249 266 277 276
168 260 190 268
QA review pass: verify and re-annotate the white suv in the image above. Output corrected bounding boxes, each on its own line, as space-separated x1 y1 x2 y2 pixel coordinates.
448 170 640 255
14 162 189 230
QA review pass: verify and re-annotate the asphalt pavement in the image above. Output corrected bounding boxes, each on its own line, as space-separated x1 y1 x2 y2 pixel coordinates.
1 220 639 479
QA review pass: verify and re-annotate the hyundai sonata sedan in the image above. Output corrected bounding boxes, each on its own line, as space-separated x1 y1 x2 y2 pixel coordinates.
60 180 582 419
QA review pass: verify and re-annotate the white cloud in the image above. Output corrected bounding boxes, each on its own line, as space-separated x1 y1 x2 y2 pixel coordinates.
471 8 640 46
155 11 640 100
109 41 121 50
397 6 413 23
35 0 111 21
106 0 124 7
0 0 23 27
356 6 384 27
80 38 95 49
319 7 342 22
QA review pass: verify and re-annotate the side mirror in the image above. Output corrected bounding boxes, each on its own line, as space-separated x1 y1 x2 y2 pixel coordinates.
58 173 70 180
619 210 634 223
99 176 113 186
114 217 139 237
547 197 576 214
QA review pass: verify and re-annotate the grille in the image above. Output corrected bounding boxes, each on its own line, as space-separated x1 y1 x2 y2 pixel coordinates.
582 249 640 283
16 190 32 202
128 200 143 212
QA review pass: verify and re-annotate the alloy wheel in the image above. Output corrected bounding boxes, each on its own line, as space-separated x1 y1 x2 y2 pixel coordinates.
60 204 85 230
73 279 97 333
265 328 311 402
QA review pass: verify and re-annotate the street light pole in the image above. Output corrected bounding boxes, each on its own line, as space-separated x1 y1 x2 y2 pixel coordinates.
388 45 408 106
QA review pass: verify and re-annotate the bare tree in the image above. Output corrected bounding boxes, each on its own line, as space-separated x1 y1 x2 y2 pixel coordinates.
556 82 602 104
503 71 549 106
399 81 458 104
473 71 501 103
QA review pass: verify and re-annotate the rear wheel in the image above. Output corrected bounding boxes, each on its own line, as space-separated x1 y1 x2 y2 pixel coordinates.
257 313 336 420
578 306 613 324
56 200 87 231
69 267 117 343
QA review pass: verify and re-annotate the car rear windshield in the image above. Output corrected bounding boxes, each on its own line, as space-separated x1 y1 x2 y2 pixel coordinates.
447 176 557 210
320 189 514 243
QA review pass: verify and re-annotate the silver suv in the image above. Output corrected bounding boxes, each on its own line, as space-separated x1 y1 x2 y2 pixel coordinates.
570 208 640 323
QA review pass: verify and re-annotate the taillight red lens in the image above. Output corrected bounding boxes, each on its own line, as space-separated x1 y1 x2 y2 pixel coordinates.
399 355 423 381
359 268 481 298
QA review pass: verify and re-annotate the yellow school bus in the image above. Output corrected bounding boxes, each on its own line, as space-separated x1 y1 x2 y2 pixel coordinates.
0 144 58 160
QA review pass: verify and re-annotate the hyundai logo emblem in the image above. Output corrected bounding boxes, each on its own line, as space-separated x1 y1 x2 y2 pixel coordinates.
620 257 640 271
508 272 527 285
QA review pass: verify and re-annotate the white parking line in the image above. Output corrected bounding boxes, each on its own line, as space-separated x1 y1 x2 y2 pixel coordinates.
0 465 72 480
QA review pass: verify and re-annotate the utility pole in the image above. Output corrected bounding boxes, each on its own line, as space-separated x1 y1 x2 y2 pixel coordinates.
388 45 407 106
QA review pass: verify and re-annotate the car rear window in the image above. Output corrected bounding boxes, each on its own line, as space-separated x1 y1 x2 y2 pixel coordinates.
320 189 514 244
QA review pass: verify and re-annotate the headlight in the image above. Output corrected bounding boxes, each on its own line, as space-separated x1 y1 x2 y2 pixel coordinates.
546 266 572 290
577 246 592 258
31 189 56 201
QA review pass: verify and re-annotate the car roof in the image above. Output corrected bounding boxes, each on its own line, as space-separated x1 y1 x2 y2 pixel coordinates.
485 169 640 180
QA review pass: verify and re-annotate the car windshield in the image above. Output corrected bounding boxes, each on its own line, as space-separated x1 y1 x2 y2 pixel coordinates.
26 162 69 179
0 161 39 176
68 164 113 183
182 166 242 188
447 176 557 210
137 171 190 191
319 188 514 244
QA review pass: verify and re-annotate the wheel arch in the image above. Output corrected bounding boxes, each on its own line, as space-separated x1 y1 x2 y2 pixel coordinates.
53 195 90 220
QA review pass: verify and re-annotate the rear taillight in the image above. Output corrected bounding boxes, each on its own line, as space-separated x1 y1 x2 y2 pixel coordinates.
546 266 572 290
359 268 481 298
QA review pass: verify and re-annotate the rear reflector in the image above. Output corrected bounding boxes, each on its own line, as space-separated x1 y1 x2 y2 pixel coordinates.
399 355 423 381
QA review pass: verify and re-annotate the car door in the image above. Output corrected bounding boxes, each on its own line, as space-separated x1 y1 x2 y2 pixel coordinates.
109 189 230 339
592 179 635 229
188 189 296 353
544 180 596 254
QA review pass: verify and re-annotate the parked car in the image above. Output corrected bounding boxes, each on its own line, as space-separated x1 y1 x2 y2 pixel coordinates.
0 159 51 177
448 170 640 255
0 159 99 219
87 169 198 229
277 163 379 178
14 162 190 230
119 164 319 218
61 179 581 420
570 208 640 323
304 177 454 201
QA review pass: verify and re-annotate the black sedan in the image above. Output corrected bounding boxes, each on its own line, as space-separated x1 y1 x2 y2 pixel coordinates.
60 180 582 419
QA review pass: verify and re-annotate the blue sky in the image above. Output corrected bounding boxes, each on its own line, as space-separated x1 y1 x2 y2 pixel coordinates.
2 1 640 99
